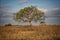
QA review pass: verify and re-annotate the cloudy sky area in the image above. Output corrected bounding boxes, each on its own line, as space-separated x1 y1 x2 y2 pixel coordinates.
0 0 60 25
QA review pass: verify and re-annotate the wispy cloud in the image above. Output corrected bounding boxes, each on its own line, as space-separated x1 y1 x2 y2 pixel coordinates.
46 8 60 12
0 5 12 11
20 0 28 2
37 8 47 12
45 8 60 16
0 5 11 8
45 8 60 25
19 0 28 3
0 5 14 16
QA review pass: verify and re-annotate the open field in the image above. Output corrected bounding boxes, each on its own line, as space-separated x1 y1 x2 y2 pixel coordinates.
0 25 60 40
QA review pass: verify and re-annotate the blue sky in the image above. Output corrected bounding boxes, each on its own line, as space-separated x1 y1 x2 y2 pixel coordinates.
0 0 60 25
0 0 60 12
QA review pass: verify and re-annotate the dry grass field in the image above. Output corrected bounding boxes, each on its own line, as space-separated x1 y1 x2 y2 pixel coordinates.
0 25 60 40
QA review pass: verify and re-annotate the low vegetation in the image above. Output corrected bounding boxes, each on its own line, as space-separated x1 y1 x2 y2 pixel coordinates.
0 25 60 40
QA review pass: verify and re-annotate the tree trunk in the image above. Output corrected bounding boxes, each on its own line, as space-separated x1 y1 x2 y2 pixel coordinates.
29 21 32 26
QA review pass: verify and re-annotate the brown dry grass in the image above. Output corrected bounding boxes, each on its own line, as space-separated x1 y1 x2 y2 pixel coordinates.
0 25 60 40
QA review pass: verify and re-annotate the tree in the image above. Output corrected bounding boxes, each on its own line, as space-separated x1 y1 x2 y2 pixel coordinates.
14 6 45 25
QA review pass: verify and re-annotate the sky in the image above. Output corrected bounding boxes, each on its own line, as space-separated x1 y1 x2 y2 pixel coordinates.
0 0 60 25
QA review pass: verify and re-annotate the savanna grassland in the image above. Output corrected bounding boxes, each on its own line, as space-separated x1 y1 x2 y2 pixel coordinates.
0 25 60 40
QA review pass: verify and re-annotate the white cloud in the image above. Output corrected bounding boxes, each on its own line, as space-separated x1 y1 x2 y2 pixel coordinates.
19 0 28 3
45 8 60 16
37 8 47 13
46 8 60 12
37 8 60 14
45 8 60 25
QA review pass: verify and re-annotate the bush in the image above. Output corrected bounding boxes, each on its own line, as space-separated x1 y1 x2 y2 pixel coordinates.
5 24 12 26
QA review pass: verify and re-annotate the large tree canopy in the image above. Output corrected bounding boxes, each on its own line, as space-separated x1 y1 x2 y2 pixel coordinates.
14 6 45 25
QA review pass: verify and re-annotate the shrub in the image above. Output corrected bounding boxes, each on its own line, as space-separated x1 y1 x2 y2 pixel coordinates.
5 24 12 26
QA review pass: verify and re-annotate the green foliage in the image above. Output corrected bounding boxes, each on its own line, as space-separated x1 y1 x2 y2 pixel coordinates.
14 6 45 25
